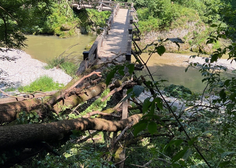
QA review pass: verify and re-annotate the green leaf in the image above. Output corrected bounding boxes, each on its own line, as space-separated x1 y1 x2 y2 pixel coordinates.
142 98 152 113
133 121 147 136
221 151 235 159
219 161 231 167
133 85 144 97
210 24 218 27
188 137 198 146
156 45 166 56
106 68 117 85
169 139 183 147
154 97 163 110
219 89 226 100
127 64 135 74
147 121 157 134
183 148 192 160
149 101 155 115
224 79 230 86
172 147 188 163
118 65 125 76
122 88 133 102
211 54 219 63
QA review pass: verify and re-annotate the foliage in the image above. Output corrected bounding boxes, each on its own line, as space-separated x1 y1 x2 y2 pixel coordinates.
18 76 64 93
0 0 80 48
16 111 42 124
164 84 192 99
12 143 115 168
24 0 80 37
45 56 77 76
70 88 111 118
77 9 111 34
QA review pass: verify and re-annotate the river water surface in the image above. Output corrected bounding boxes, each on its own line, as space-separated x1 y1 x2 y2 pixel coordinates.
24 35 231 93
24 35 95 63
132 53 206 92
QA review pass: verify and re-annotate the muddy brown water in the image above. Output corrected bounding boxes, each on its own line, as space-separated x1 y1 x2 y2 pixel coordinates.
24 35 95 63
23 36 229 93
133 53 209 93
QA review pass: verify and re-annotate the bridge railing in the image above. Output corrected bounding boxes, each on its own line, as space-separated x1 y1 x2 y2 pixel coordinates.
76 3 120 75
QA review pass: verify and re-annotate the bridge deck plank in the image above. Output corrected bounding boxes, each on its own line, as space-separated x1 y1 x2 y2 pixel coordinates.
98 8 129 63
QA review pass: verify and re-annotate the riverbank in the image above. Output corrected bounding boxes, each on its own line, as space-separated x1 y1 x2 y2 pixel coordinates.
0 49 72 98
140 53 236 71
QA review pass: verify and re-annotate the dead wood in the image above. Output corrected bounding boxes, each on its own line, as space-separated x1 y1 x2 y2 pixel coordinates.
0 82 106 124
0 67 106 123
0 91 58 104
49 71 102 106
0 114 143 150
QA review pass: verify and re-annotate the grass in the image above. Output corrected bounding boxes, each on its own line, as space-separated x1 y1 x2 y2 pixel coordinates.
18 76 64 93
4 87 16 92
44 56 78 77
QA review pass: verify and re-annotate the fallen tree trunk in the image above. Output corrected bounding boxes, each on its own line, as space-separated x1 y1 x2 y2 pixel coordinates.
0 114 143 150
0 71 105 124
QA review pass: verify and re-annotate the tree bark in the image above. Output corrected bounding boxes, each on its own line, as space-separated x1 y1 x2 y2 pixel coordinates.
0 114 143 150
0 82 106 124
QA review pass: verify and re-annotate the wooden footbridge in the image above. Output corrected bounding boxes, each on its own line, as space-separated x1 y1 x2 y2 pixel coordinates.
71 0 142 75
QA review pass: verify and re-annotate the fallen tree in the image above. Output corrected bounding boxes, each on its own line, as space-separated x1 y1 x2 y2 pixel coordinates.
0 71 105 123
0 114 142 150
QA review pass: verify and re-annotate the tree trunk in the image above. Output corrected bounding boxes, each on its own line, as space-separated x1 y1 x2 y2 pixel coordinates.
0 82 106 124
0 114 142 150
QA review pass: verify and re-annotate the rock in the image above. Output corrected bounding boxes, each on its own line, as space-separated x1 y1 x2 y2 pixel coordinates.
60 24 72 31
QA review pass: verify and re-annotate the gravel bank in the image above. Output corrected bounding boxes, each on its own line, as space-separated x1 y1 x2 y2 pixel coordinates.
155 53 236 71
0 49 72 97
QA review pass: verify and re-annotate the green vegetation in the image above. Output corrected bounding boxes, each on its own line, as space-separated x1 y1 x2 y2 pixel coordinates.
0 0 110 49
45 56 78 76
132 0 236 52
77 8 111 34
164 84 193 99
18 76 64 93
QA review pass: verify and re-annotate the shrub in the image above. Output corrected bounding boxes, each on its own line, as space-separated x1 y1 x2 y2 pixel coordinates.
164 84 192 99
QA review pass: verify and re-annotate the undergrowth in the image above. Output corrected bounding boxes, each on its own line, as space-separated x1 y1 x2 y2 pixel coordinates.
44 56 78 77
18 76 64 93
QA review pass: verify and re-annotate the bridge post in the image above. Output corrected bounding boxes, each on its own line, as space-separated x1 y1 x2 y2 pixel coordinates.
83 51 89 60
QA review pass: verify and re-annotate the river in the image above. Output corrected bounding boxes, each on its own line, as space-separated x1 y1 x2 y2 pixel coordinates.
23 35 233 93
24 35 95 63
132 53 206 92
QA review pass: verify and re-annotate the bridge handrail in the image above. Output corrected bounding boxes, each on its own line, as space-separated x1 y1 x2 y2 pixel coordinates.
97 3 120 55
77 3 120 75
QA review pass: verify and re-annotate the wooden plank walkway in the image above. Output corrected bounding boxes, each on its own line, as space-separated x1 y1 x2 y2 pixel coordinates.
98 8 129 63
